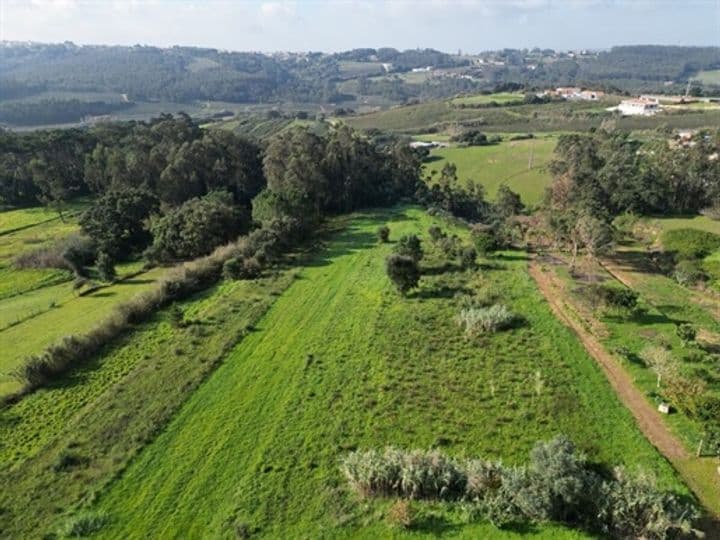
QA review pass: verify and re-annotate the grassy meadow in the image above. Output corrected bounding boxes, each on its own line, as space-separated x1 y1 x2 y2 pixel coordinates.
450 92 524 106
12 207 678 538
693 70 720 85
425 137 556 206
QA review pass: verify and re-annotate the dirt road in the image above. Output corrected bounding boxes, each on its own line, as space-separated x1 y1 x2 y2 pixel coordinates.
529 260 688 459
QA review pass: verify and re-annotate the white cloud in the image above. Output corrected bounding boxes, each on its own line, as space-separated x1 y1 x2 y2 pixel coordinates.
259 1 296 18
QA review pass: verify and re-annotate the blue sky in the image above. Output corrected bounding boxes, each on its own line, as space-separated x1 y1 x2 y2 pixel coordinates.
1 0 718 52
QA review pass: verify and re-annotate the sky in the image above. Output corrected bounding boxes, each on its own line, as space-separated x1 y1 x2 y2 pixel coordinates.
1 0 718 53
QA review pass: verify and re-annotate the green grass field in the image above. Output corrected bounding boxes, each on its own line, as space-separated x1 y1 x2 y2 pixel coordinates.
425 137 556 205
22 207 678 538
0 204 93 300
693 70 720 85
0 265 166 397
450 92 524 106
644 215 720 236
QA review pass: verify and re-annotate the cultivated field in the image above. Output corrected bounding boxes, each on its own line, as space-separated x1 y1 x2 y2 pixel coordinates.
1 207 678 538
425 137 556 205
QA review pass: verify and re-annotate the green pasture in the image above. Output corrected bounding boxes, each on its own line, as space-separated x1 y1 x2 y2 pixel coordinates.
0 269 299 538
0 266 165 397
0 204 90 300
450 92 524 106
693 70 720 85
66 208 681 538
425 137 557 205
643 215 720 236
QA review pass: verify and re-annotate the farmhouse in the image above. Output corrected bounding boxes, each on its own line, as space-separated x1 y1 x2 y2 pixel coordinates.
616 97 660 116
545 87 605 101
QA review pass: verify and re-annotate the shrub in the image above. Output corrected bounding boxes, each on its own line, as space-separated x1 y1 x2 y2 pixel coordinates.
439 236 459 258
223 256 262 280
13 233 95 275
673 259 705 286
676 323 697 345
386 499 414 529
460 246 477 269
586 283 638 312
341 438 699 536
428 225 445 242
470 224 498 255
58 511 109 538
395 234 423 262
661 228 720 260
597 469 697 539
385 254 420 295
700 205 720 221
457 304 515 336
340 447 466 500
96 251 116 282
377 226 390 243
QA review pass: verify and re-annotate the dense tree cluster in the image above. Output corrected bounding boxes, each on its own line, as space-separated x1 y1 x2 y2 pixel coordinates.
543 129 720 262
0 99 133 127
1 116 423 276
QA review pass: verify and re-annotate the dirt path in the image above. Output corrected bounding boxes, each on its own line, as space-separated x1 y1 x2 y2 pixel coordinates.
529 260 688 460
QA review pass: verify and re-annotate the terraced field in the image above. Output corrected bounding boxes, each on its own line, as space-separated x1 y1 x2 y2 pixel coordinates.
0 265 165 397
0 204 89 300
36 207 682 538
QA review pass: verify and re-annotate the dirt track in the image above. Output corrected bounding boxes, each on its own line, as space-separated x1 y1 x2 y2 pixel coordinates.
530 258 720 533
528 260 689 460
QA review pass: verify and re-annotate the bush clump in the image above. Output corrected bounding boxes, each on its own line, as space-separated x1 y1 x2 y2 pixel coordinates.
586 283 639 312
673 259 706 286
661 228 720 260
340 437 698 537
395 234 423 262
377 225 390 243
58 511 109 538
149 192 249 262
456 304 515 336
385 254 420 295
470 224 498 255
223 256 262 280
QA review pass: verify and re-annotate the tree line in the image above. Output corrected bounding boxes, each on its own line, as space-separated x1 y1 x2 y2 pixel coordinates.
0 114 423 277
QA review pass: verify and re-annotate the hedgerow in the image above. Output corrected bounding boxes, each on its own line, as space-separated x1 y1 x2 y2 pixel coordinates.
341 436 699 538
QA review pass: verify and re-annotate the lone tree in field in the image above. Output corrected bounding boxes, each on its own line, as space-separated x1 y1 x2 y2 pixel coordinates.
639 345 677 389
386 254 420 295
377 226 390 243
396 234 423 262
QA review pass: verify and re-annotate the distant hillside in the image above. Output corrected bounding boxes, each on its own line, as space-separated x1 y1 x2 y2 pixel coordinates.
0 43 718 127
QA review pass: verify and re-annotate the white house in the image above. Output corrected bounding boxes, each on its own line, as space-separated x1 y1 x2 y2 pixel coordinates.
616 97 660 116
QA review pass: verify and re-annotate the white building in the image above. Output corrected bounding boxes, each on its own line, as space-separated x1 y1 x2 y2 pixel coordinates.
616 97 660 116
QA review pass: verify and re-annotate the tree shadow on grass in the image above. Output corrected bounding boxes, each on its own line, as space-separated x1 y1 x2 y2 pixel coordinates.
494 251 530 262
410 512 462 535
421 262 464 276
411 284 470 299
